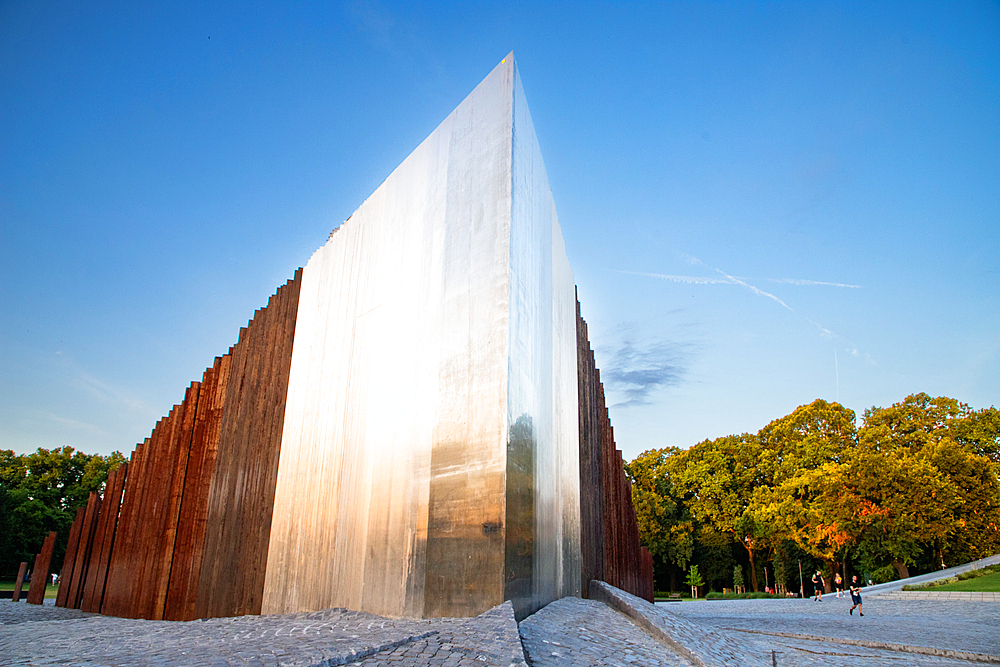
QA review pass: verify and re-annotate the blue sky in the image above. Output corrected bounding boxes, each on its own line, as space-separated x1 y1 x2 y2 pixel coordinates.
2 1 997 461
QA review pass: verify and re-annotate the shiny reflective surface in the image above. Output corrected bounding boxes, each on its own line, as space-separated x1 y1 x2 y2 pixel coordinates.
262 55 581 619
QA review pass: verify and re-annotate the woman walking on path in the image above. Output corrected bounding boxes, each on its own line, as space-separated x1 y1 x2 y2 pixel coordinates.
834 572 843 598
812 571 824 601
849 576 864 616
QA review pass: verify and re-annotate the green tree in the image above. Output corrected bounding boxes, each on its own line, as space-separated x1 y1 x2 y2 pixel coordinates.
754 399 859 587
732 564 745 593
672 434 768 591
685 564 705 598
0 447 124 576
626 447 694 591
854 394 1000 576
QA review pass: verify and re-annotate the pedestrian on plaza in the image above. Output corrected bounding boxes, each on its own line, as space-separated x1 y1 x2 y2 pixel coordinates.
811 571 823 601
834 572 843 598
849 575 864 616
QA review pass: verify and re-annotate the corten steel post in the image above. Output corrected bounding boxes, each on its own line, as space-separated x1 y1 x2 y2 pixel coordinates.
66 492 102 608
55 507 85 608
12 561 28 602
26 532 56 605
163 355 231 621
81 463 128 613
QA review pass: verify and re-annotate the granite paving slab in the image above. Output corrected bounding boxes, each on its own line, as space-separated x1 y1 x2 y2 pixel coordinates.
519 596 695 667
667 597 1000 659
589 581 771 667
0 600 527 667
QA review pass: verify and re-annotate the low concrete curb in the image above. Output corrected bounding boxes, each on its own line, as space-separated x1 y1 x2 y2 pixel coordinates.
872 591 1000 601
861 553 1000 595
589 581 769 667
726 627 1000 664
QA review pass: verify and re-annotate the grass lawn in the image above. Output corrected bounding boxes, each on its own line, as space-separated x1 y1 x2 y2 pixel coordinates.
925 571 1000 592
0 580 59 599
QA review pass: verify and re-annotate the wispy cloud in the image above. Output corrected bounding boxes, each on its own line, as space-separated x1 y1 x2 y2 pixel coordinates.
620 271 733 285
39 412 108 437
697 260 794 311
764 278 861 288
601 340 691 407
620 271 860 290
628 255 846 339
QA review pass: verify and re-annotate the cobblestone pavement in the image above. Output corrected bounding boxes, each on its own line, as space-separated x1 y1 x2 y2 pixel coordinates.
5 591 1000 667
589 582 769 667
873 591 1000 601
519 597 694 667
667 597 1000 661
0 600 527 667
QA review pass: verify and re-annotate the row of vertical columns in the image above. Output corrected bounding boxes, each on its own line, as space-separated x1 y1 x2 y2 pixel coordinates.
576 296 653 602
51 272 301 621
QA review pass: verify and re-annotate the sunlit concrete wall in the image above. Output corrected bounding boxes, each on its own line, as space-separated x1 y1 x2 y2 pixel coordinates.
260 55 581 620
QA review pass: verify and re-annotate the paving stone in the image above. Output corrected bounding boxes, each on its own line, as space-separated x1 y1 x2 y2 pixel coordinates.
668 596 1000 659
519 597 694 667
0 600 526 667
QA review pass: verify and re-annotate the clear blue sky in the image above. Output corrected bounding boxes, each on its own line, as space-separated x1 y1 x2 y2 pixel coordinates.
2 1 997 461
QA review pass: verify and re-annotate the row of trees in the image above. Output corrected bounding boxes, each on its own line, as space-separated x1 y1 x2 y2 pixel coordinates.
627 394 1000 594
0 447 124 578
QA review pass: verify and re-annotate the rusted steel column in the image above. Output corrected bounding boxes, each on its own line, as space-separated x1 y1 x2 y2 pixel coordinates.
12 561 28 602
196 274 301 619
164 356 231 621
26 531 57 605
102 442 147 616
576 297 605 600
55 508 85 607
66 492 102 608
576 301 653 602
81 463 127 613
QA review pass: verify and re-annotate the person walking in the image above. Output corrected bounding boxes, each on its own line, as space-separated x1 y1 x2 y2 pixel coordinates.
834 572 843 598
849 575 864 616
812 571 824 601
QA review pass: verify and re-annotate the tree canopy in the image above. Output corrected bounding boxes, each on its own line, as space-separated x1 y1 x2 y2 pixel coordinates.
627 394 1000 593
0 447 124 577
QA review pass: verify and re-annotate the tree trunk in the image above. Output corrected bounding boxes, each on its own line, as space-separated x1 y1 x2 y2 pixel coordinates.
893 560 910 580
748 548 759 592
826 560 838 593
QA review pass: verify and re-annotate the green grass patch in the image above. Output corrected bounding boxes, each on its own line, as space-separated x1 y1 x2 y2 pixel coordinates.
903 565 1000 592
0 580 59 598
921 571 1000 592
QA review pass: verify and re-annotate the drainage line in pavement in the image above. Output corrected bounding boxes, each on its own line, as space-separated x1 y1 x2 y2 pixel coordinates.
724 627 1000 664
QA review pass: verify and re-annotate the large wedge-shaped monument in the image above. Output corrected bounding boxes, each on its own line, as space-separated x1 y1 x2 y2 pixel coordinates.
53 54 652 622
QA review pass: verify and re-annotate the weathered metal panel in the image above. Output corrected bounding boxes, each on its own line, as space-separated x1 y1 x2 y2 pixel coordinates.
54 508 84 607
12 561 28 602
26 531 56 605
81 462 127 612
195 274 301 619
66 492 101 608
163 356 230 621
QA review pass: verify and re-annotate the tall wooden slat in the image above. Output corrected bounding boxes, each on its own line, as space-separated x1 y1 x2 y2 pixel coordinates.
197 273 301 619
54 508 85 607
81 463 127 612
66 492 102 608
102 442 147 616
12 561 28 602
26 532 57 605
577 300 652 602
164 355 231 620
131 409 180 618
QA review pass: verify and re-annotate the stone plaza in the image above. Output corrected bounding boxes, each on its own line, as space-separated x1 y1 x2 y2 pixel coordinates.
3 580 997 666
